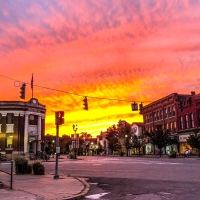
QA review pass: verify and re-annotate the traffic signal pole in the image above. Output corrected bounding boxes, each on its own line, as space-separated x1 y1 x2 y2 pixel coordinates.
54 123 59 179
54 111 64 179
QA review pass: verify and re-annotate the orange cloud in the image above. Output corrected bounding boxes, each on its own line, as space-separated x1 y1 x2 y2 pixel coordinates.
1 0 200 137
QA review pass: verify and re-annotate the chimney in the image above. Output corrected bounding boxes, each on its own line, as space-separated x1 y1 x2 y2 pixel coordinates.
191 91 195 95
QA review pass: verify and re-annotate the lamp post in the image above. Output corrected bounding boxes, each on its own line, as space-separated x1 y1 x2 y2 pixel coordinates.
125 134 128 157
72 124 78 159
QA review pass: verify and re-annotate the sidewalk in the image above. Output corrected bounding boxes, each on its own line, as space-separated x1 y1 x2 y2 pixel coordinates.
0 156 90 200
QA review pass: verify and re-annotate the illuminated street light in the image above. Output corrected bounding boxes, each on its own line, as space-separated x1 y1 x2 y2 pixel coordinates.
72 124 78 159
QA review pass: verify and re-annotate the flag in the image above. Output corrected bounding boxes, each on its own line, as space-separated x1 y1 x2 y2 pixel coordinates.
31 73 33 89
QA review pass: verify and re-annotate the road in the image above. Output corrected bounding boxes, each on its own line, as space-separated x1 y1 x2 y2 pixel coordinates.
43 156 200 200
1 156 200 199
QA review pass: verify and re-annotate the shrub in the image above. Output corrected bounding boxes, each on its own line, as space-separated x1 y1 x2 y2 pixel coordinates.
27 164 32 174
32 161 45 175
14 156 30 174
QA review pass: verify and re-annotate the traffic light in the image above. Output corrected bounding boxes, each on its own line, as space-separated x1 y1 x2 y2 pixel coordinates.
178 101 184 112
55 111 64 125
83 97 88 110
20 83 26 99
131 102 138 111
139 102 143 114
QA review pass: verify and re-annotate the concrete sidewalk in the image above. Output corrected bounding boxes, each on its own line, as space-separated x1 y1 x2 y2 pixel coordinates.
0 172 90 200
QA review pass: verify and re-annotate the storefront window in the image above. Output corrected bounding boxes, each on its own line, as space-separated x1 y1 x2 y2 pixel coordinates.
7 136 13 148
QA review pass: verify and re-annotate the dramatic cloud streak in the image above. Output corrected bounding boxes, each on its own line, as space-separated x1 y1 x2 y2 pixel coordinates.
1 0 200 136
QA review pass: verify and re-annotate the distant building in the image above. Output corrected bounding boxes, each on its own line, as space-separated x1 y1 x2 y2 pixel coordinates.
142 91 200 154
0 98 46 156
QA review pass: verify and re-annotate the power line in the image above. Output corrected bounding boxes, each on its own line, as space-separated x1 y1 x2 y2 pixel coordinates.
0 74 153 103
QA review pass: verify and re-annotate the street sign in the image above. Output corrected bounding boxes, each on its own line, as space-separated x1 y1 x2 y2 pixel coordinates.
56 147 60 153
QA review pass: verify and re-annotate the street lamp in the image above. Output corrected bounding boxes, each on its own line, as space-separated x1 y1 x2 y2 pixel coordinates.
125 134 128 157
72 124 78 159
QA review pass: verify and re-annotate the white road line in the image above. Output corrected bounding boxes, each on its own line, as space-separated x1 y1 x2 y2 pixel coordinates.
85 192 109 199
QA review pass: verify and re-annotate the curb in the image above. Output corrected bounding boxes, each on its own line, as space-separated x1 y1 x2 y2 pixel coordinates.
66 177 90 200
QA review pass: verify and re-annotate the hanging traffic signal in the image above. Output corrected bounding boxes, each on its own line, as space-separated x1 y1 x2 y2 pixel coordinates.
83 97 88 110
178 101 184 112
131 102 138 111
20 83 26 99
55 111 64 125
139 102 143 114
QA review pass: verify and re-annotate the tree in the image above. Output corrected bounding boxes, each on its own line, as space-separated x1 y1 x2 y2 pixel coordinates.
131 135 143 156
118 124 132 156
79 132 92 155
60 135 71 154
106 125 121 154
145 129 173 157
187 129 200 157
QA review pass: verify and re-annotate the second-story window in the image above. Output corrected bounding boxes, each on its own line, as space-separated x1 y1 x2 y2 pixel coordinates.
0 113 2 124
185 115 189 129
180 116 184 130
168 107 171 117
173 121 177 131
157 111 159 120
190 113 194 128
29 115 38 125
160 110 163 120
172 106 175 116
6 113 14 124
165 108 168 118
198 110 200 126
154 112 157 121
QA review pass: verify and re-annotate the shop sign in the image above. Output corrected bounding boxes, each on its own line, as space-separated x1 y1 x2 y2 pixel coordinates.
179 134 190 142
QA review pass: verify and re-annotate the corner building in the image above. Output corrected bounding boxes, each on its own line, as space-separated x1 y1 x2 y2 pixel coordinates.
142 92 200 154
0 98 46 156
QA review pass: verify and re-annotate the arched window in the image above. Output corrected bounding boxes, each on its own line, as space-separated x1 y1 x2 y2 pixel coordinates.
190 113 194 128
180 116 183 130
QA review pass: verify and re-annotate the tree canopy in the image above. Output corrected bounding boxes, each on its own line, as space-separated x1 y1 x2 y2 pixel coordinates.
106 125 121 153
187 130 200 156
145 129 174 157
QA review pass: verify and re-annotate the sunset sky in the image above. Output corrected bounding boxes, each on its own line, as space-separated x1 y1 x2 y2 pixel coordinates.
1 0 200 137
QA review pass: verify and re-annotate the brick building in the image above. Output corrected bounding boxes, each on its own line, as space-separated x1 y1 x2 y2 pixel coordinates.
0 98 46 156
142 92 200 154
